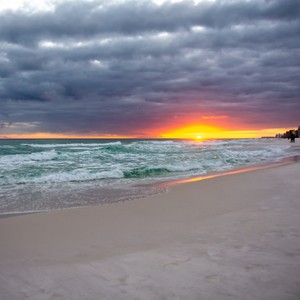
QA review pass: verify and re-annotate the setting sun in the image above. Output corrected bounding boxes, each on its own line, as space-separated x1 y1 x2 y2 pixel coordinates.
160 124 221 139
157 123 293 140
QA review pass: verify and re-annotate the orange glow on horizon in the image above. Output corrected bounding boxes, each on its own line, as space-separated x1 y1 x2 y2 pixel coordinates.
159 124 221 139
0 126 293 140
159 125 293 140
1 132 135 139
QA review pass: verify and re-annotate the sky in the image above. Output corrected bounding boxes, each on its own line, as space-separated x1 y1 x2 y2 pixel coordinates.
0 0 299 139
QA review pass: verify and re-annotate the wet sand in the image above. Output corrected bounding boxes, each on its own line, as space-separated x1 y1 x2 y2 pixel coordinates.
0 156 300 299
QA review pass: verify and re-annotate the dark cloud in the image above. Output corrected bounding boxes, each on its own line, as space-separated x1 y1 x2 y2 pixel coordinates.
1 0 299 44
0 0 300 136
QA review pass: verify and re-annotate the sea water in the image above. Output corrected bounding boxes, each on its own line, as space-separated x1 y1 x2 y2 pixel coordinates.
0 138 294 215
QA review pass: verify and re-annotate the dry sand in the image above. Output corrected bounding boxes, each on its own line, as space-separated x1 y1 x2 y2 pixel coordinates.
0 158 300 299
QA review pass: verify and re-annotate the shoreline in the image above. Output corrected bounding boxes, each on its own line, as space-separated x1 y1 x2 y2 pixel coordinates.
0 153 300 299
0 137 298 218
1 151 299 219
153 153 300 188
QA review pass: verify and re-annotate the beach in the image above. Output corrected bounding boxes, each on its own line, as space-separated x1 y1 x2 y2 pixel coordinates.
1 0 299 298
0 152 300 299
0 138 294 215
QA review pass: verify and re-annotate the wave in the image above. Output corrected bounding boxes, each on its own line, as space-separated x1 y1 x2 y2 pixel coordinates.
123 164 208 178
22 141 122 148
123 167 171 178
0 139 294 187
132 140 176 145
3 169 124 185
0 144 44 155
102 144 131 153
0 150 57 165
35 169 124 183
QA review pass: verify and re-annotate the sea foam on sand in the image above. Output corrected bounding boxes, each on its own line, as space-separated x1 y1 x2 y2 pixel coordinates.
0 157 300 300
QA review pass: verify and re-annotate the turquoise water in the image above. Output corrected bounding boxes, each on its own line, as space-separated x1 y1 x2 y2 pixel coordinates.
0 138 292 215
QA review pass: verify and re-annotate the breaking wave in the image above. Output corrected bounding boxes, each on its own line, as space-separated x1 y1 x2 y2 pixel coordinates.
0 138 296 214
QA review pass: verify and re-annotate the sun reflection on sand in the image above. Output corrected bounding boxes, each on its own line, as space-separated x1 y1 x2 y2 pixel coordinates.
155 156 300 188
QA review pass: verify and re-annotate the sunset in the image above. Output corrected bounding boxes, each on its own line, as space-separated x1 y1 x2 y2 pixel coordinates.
0 0 299 139
4 126 293 140
1 1 300 299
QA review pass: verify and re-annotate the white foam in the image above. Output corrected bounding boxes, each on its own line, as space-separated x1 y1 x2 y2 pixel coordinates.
0 150 57 166
0 138 296 188
2 138 300 215
29 169 124 184
22 141 122 148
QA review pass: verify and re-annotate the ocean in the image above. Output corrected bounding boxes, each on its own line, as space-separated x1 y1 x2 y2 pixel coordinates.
0 138 295 216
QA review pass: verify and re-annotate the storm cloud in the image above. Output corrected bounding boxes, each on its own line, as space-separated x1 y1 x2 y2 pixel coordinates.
0 0 299 136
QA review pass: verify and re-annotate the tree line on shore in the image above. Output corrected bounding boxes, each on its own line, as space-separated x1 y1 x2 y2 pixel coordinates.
276 126 300 139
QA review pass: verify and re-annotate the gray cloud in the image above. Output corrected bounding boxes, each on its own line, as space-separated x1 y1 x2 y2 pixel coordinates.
0 0 300 136
1 0 299 44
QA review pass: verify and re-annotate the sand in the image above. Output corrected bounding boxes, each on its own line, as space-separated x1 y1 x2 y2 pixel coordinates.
0 159 300 299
